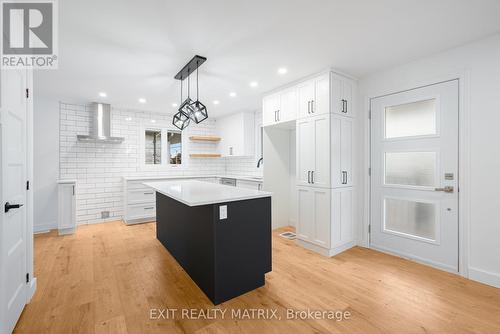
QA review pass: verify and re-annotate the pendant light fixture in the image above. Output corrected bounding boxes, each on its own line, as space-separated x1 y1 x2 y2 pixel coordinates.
172 78 190 130
189 60 208 124
172 55 207 130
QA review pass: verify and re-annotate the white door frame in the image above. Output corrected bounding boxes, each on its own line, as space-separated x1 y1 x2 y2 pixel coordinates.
362 70 470 278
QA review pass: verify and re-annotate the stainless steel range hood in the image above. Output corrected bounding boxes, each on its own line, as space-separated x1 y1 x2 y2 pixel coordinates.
77 102 124 143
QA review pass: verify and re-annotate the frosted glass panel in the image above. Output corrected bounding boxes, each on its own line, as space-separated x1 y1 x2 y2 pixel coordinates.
385 152 436 187
385 99 436 138
384 198 436 240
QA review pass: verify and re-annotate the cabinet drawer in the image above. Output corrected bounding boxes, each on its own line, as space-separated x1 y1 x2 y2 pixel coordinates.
126 203 156 220
127 188 156 204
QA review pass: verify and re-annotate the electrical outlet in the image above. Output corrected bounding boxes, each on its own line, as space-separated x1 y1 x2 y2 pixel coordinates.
219 205 227 220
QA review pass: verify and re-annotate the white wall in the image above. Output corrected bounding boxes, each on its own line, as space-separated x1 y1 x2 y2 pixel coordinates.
59 103 225 225
33 94 59 232
358 33 500 288
32 98 262 230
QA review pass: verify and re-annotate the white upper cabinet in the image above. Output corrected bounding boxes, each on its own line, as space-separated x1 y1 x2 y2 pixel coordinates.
263 88 297 126
332 74 354 117
264 71 354 126
296 118 314 187
298 74 330 119
263 93 280 126
311 114 331 188
297 80 314 119
313 74 330 116
296 114 330 188
217 112 255 157
279 88 297 122
331 116 353 188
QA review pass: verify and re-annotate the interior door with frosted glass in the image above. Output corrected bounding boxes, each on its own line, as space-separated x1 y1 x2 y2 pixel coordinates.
370 80 459 272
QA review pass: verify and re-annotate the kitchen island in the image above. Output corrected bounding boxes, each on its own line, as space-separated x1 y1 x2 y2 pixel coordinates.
143 180 272 305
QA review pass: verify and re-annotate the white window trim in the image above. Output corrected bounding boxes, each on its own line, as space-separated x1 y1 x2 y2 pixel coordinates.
138 120 187 171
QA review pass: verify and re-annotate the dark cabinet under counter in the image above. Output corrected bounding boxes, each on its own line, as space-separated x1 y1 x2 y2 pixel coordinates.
152 181 272 305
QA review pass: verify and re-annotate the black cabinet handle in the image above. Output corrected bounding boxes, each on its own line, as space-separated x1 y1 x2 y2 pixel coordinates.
311 171 314 184
342 171 348 184
311 100 315 113
277 110 280 121
5 202 24 213
307 171 311 184
307 101 311 114
341 99 348 113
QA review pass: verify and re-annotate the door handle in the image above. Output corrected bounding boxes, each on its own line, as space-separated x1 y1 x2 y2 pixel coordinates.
307 171 311 184
5 202 24 213
307 101 311 114
311 100 315 113
311 171 314 184
435 186 454 193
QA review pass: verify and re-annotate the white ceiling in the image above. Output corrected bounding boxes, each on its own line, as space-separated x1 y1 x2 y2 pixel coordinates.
36 0 500 117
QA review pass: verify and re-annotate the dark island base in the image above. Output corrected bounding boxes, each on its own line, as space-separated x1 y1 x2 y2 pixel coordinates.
155 193 272 305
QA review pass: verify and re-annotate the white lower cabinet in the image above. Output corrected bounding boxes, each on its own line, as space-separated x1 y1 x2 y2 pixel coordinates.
296 186 353 255
124 177 187 224
236 179 263 190
57 180 76 235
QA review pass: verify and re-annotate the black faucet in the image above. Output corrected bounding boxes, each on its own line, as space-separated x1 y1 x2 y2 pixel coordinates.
257 157 263 168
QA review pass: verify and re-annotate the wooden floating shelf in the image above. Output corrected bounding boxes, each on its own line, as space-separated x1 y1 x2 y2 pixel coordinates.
189 153 222 158
189 136 221 142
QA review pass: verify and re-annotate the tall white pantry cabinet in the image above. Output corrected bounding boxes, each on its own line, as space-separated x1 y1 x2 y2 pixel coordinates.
263 71 356 256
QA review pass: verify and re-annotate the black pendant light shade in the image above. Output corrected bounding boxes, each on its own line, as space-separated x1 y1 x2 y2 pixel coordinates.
172 55 208 130
189 100 208 124
179 97 195 115
172 110 190 130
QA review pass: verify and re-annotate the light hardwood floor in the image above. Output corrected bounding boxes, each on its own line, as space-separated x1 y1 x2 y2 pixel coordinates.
14 221 500 333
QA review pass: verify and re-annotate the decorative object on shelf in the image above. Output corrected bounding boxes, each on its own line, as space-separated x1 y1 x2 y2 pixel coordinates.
172 55 208 130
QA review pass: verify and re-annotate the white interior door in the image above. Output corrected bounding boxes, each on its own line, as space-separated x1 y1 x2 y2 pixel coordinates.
370 80 459 272
0 69 28 334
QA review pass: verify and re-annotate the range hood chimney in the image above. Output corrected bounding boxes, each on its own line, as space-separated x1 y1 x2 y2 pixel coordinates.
77 102 124 143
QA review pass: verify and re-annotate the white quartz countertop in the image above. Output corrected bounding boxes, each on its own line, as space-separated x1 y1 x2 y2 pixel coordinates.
143 180 271 206
123 175 263 182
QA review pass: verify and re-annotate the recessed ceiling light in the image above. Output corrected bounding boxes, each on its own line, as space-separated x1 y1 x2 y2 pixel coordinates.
98 92 107 98
229 92 237 97
278 67 288 75
213 100 220 105
172 103 178 107
138 98 146 103
151 119 156 123
125 117 132 121
249 81 258 88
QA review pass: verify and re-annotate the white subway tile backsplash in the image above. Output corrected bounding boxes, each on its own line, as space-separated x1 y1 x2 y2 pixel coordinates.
59 102 262 225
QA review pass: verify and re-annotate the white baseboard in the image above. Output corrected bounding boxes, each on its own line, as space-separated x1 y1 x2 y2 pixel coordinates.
33 221 56 234
296 239 356 257
469 267 500 289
